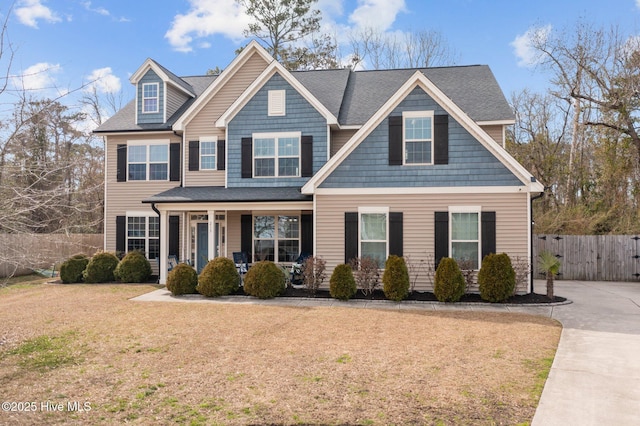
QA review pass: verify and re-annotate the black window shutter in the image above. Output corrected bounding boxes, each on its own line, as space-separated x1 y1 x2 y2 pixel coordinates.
301 135 313 177
388 115 403 166
481 211 496 262
434 211 449 268
301 214 313 255
434 114 449 165
116 216 126 254
389 212 403 257
241 137 253 178
217 139 226 171
241 214 253 263
168 216 179 257
169 143 180 181
344 212 358 264
116 144 127 182
188 141 199 171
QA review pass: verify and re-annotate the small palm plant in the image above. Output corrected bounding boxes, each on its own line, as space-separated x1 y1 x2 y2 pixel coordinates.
538 251 561 300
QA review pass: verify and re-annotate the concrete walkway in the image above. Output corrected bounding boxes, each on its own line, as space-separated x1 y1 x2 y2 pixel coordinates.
132 280 640 425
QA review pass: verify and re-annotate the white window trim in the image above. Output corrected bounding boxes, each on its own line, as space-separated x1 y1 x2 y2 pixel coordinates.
357 207 389 265
125 215 159 260
403 110 434 166
252 214 301 263
142 82 160 114
199 136 217 171
268 89 286 116
126 140 169 181
448 206 482 269
252 131 301 178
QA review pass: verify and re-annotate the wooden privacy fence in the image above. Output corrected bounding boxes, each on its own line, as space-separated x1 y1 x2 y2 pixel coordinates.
0 234 103 278
533 234 640 282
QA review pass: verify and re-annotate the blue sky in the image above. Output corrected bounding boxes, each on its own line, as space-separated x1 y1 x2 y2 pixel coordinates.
3 0 640 121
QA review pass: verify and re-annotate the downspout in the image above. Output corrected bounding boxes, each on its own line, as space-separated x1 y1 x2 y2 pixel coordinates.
151 202 161 282
530 190 546 293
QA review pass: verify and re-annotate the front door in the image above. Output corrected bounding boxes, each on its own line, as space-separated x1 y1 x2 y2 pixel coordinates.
196 222 208 273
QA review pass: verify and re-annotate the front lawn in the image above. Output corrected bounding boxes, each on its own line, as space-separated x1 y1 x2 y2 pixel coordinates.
0 283 561 425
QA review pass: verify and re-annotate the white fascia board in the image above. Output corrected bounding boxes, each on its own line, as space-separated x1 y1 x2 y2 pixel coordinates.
173 41 274 131
302 71 539 194
477 119 515 126
216 61 338 128
96 130 176 137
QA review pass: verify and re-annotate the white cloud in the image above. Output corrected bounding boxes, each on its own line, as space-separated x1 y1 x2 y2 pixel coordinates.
81 1 110 16
165 0 251 52
637 0 640 9
511 25 552 67
348 0 406 31
84 67 121 94
13 62 62 91
15 0 61 28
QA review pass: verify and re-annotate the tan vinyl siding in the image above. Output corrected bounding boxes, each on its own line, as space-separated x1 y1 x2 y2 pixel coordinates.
480 124 504 145
166 85 190 120
225 211 243 258
330 128 358 157
315 192 530 293
104 133 181 254
185 52 270 187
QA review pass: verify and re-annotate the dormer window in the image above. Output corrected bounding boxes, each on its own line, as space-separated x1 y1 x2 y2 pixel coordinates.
142 83 159 113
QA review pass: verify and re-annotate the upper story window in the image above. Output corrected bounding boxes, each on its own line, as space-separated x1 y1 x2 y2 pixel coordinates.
268 90 286 116
450 207 481 269
403 111 433 165
200 138 216 170
253 132 300 178
142 83 159 114
128 143 169 181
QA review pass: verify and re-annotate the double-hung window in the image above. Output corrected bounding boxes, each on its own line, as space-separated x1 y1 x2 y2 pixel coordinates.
359 208 388 267
253 215 300 262
200 138 216 170
127 143 169 181
127 216 159 259
404 111 433 165
142 83 159 113
253 132 300 177
450 207 481 269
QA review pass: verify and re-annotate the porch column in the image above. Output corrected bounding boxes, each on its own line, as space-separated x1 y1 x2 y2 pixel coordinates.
208 209 215 261
159 209 169 285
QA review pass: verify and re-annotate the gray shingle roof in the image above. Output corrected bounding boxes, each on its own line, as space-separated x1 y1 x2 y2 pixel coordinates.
143 186 312 203
150 59 195 96
95 62 513 134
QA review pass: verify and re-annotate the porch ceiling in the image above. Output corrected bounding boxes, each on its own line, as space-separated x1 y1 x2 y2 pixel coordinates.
142 186 312 204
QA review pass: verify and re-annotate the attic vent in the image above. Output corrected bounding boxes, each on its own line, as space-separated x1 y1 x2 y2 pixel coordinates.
268 90 286 116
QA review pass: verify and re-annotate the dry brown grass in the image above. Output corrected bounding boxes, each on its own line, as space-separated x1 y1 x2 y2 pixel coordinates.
0 282 561 425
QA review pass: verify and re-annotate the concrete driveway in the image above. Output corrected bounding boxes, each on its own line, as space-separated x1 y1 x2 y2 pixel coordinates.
532 280 640 426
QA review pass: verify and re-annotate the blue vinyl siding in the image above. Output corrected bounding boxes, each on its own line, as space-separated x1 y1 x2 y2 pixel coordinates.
227 73 328 187
137 70 164 124
320 87 523 188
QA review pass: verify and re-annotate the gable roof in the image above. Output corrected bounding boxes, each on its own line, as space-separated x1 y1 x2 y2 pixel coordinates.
301 71 543 194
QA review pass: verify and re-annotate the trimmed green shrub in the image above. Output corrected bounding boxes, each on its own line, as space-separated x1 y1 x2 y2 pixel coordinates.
60 254 89 284
114 251 152 283
166 263 198 295
478 253 516 302
83 252 119 283
434 257 466 302
329 263 357 301
382 255 410 301
197 257 240 297
243 261 285 299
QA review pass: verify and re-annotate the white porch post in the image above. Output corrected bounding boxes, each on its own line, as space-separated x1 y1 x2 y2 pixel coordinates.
208 209 215 261
159 209 169 285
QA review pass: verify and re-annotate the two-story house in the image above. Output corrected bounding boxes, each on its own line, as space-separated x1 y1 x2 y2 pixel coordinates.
94 41 544 292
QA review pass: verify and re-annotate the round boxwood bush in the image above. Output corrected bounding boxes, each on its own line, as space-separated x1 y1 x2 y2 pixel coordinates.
167 263 199 295
60 254 89 283
478 253 516 302
329 263 357 301
83 252 120 283
434 257 466 302
114 251 152 283
197 257 240 297
243 261 285 299
382 255 410 301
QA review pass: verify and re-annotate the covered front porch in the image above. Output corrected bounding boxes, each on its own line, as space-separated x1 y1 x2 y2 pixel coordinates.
143 186 313 284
